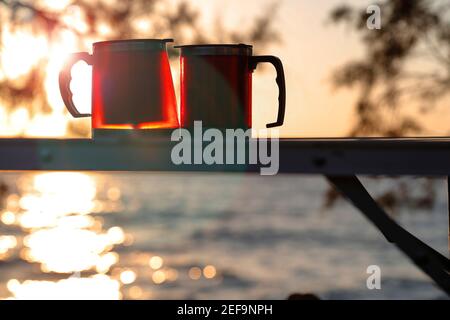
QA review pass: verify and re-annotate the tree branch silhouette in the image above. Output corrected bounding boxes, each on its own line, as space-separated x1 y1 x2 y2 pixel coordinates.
0 0 281 136
324 0 449 210
330 0 450 137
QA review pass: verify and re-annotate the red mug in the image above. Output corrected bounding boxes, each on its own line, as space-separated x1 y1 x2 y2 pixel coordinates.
176 44 286 129
59 39 179 135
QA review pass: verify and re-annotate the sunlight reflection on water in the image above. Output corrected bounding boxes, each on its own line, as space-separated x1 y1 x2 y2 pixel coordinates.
6 275 121 300
1 172 445 300
2 172 124 299
0 172 214 300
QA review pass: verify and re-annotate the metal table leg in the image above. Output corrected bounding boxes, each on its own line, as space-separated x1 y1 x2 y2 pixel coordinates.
326 175 450 296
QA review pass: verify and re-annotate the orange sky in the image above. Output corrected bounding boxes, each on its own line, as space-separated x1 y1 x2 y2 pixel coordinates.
184 0 363 137
1 0 449 138
198 0 450 137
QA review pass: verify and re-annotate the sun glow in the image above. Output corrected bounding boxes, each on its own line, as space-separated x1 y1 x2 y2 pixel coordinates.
7 275 121 300
16 173 97 229
0 6 93 138
42 0 73 11
0 171 196 299
0 235 17 260
1 172 127 299
0 172 132 299
0 26 48 79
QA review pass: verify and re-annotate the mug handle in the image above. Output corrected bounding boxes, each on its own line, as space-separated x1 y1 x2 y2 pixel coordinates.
249 56 286 128
58 52 93 118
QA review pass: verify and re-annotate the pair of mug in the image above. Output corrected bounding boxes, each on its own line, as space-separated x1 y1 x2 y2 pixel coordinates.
59 39 286 135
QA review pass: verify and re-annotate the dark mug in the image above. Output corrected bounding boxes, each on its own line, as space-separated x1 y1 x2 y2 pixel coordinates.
175 44 286 129
59 39 179 134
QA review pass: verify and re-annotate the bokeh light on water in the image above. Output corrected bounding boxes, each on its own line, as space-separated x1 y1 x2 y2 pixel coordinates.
0 172 219 300
6 275 121 300
0 172 447 299
0 172 122 299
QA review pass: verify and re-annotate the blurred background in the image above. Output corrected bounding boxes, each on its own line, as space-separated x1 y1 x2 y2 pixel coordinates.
0 0 448 138
0 0 449 299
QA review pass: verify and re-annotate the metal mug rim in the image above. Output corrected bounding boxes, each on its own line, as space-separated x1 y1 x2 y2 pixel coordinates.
174 44 253 56
93 39 173 52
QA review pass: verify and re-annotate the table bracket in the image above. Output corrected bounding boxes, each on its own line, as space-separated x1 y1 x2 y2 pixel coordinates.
326 175 450 296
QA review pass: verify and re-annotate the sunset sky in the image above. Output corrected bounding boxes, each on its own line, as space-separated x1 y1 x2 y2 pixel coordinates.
0 0 449 137
191 0 450 137
0 1 449 301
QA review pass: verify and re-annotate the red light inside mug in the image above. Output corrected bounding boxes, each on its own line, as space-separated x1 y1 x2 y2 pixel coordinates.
92 50 178 130
59 39 179 133
176 44 286 129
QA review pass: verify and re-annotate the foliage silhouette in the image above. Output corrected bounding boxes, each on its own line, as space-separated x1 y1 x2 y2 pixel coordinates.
330 0 450 136
0 0 280 136
324 0 449 210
